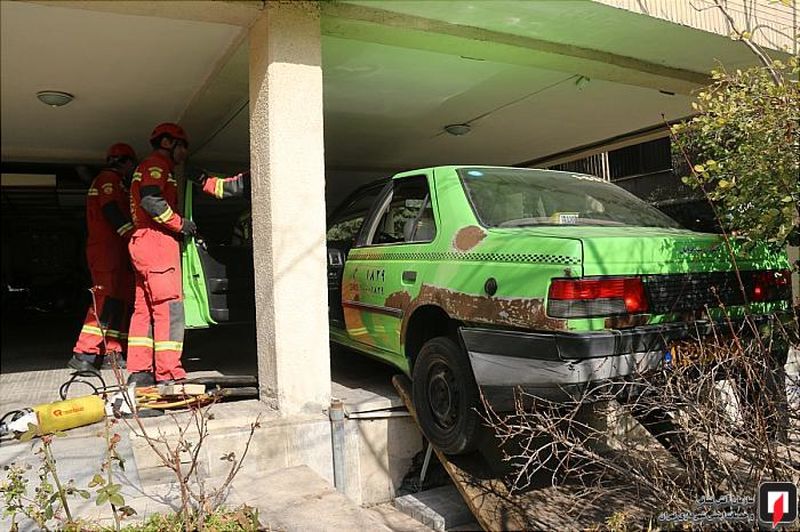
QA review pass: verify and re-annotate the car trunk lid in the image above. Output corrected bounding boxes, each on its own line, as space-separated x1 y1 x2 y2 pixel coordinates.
493 226 789 315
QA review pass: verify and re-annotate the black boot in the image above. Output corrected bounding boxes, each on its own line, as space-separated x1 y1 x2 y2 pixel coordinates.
127 371 155 387
101 352 126 369
67 353 101 372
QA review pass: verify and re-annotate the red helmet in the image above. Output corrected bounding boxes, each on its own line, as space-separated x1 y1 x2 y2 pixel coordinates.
106 143 136 161
150 122 189 147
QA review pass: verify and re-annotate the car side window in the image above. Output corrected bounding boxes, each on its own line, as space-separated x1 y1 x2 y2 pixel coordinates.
327 217 366 243
364 175 435 246
327 184 385 243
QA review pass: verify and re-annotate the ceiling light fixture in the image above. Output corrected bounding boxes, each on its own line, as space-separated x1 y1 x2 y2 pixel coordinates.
444 123 471 136
36 90 74 107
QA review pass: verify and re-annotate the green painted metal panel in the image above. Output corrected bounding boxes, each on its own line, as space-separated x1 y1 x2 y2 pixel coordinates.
181 182 215 329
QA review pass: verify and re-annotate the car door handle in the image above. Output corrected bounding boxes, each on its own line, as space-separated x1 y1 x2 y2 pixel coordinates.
402 271 417 283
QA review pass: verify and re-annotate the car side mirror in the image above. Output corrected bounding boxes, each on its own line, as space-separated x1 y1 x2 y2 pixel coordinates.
327 249 345 268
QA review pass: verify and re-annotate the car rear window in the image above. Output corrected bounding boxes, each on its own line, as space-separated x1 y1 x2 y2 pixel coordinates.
458 167 683 229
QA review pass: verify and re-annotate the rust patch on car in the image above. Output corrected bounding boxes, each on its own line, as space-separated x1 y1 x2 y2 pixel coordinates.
341 278 366 337
385 291 412 313
342 277 361 302
416 285 566 330
452 225 486 252
389 284 566 340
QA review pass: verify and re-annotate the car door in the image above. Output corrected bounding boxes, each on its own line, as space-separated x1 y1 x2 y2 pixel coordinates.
181 180 254 328
181 181 215 328
342 173 437 360
326 181 388 331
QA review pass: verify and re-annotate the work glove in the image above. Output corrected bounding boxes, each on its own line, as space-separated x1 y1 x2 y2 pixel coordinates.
181 219 198 237
227 173 246 197
185 166 208 186
234 171 251 199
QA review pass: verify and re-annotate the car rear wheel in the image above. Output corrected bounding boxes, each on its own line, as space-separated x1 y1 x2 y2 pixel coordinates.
412 336 480 455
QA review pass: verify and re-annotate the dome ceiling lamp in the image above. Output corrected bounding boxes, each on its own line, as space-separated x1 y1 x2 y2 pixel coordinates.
36 90 74 107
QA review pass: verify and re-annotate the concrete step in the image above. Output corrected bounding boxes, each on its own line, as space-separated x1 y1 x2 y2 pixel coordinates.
365 502 437 532
393 485 475 532
229 465 393 532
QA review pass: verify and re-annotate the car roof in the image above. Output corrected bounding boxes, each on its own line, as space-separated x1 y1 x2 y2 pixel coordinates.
392 165 597 180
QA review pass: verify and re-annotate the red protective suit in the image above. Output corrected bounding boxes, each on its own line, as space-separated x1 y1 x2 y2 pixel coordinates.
127 152 244 381
73 168 134 356
127 152 186 381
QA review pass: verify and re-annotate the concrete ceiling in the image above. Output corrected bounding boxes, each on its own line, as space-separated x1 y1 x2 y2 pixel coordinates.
0 1 245 163
1 0 779 203
322 36 692 168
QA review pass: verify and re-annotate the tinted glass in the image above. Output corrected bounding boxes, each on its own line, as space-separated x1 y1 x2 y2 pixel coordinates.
327 184 385 242
367 175 434 245
459 167 682 229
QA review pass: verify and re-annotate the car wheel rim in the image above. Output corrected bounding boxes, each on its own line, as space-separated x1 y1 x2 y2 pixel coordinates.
428 361 459 430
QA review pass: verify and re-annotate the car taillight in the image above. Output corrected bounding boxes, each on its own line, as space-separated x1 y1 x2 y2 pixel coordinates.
750 270 790 302
548 277 648 318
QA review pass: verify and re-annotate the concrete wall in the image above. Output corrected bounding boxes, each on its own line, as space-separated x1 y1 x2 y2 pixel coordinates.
130 404 423 507
342 416 423 506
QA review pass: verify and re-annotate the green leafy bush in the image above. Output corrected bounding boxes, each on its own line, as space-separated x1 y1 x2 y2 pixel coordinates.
671 58 799 253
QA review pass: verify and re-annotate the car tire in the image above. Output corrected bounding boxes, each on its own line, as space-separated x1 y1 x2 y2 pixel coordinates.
412 336 481 455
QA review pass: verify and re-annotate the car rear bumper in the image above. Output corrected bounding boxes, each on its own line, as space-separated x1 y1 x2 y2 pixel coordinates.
467 349 662 406
459 315 785 406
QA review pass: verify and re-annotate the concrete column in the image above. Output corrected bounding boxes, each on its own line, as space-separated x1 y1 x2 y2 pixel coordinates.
249 1 330 416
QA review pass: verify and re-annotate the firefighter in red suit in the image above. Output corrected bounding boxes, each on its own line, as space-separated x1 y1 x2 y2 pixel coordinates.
126 122 245 386
69 143 137 372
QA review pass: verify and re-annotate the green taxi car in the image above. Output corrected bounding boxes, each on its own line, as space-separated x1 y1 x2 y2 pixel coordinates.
325 166 791 455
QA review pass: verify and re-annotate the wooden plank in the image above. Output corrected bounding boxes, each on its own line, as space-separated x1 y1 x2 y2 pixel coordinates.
392 375 645 531
157 383 206 397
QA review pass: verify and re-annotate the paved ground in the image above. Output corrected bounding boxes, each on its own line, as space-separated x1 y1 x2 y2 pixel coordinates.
0 309 398 412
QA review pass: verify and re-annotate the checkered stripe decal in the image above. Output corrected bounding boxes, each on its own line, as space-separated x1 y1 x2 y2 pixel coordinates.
347 251 581 265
